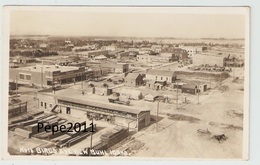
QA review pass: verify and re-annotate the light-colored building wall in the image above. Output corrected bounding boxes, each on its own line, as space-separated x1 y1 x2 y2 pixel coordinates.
137 54 151 63
37 93 56 111
146 74 172 83
193 53 225 67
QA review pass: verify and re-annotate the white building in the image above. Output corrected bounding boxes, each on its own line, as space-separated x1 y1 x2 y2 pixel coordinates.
137 54 151 63
146 69 176 83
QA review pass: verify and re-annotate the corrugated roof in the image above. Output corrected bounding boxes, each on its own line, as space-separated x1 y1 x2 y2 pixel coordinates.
55 95 149 115
146 69 176 77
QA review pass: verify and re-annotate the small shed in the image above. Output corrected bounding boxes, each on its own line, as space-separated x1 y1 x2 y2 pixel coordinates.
144 94 156 102
181 84 198 95
199 84 207 92
120 89 142 100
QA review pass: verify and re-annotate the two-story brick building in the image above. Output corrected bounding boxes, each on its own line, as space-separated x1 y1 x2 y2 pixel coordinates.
9 65 86 87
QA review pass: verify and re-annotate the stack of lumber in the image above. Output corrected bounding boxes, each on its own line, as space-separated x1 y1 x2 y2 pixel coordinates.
14 128 32 138
100 126 129 148
66 132 91 147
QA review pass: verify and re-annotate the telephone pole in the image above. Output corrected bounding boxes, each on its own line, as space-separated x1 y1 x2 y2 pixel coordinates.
41 61 43 88
90 117 93 149
176 82 178 109
197 82 200 104
156 100 159 132
15 75 18 97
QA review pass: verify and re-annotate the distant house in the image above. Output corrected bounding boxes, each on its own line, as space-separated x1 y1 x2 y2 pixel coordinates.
172 49 189 61
100 62 129 73
146 69 176 83
93 55 107 62
66 43 74 49
89 67 110 78
144 94 157 102
181 84 198 95
68 61 86 67
15 57 36 64
39 44 48 50
137 54 151 63
104 45 117 51
198 84 207 92
125 73 143 87
120 89 143 100
117 51 129 59
146 80 167 90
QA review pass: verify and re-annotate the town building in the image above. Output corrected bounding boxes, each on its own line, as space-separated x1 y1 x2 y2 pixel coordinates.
172 49 189 61
180 46 205 59
9 102 28 118
104 45 117 51
9 65 86 87
146 80 167 90
39 43 48 50
119 89 143 100
181 84 198 94
193 52 226 67
146 69 177 83
137 54 151 63
100 62 129 73
125 73 144 87
13 57 36 64
37 89 150 131
89 67 110 78
117 51 130 59
92 55 108 62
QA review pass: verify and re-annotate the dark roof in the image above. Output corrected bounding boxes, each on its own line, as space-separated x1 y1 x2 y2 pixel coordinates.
125 73 141 80
55 95 150 115
182 84 197 89
146 69 176 77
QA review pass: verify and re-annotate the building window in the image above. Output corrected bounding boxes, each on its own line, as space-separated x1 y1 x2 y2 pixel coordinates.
25 75 31 80
66 107 71 114
41 102 43 107
49 104 52 108
44 102 47 109
166 77 168 81
161 77 163 80
156 76 157 79
19 74 25 80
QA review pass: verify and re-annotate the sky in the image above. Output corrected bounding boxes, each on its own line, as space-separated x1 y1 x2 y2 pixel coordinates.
9 7 247 38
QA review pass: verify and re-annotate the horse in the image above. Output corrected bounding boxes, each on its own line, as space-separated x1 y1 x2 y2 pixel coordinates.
212 134 228 143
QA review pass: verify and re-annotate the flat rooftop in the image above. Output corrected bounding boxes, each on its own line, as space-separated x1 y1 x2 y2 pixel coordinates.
38 87 150 115
15 65 81 73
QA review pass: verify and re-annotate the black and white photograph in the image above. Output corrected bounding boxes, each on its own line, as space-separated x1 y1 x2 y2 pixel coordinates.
1 6 249 160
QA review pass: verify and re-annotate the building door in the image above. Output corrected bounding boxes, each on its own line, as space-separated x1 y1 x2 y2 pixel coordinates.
66 107 71 114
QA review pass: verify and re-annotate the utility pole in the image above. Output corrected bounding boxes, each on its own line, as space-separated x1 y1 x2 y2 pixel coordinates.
81 73 83 90
90 117 93 150
176 82 178 109
15 75 18 97
156 100 159 132
197 81 200 104
41 61 43 88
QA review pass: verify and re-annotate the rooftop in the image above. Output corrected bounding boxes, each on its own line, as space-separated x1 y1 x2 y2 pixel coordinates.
146 69 176 77
125 73 141 80
182 84 198 89
39 87 150 115
15 65 81 73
